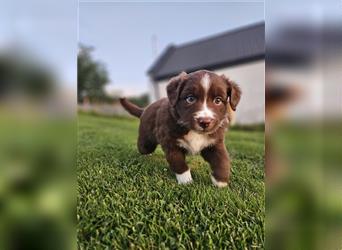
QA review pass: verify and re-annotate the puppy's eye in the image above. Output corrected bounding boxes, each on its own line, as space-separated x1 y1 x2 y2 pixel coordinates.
185 95 197 104
213 97 223 105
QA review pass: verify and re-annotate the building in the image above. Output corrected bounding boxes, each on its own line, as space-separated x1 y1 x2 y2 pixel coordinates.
267 24 342 120
147 22 265 125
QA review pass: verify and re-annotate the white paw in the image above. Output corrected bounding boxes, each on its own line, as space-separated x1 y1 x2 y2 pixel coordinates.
176 170 193 184
211 175 228 188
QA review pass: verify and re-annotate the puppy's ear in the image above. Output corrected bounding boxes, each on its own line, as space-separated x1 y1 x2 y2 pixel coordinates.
221 74 241 111
167 71 187 106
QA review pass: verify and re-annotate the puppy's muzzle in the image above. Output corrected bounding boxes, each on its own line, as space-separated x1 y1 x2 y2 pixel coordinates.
196 117 214 129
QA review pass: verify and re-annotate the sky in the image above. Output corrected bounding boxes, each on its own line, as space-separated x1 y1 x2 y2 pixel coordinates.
79 2 264 97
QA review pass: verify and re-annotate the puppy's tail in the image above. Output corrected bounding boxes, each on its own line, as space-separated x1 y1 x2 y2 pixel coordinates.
119 98 144 118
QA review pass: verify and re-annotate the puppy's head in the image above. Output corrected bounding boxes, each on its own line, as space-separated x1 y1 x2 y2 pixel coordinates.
167 70 241 133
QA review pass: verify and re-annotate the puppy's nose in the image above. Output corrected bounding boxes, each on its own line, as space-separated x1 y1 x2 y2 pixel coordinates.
197 117 213 129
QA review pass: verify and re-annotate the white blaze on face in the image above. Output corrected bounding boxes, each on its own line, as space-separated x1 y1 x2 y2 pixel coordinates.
194 73 215 119
201 73 210 92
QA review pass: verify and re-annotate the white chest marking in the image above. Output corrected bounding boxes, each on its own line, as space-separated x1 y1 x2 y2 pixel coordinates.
177 131 215 155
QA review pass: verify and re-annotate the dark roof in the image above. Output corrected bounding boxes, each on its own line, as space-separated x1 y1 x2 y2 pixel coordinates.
267 23 342 67
148 22 265 81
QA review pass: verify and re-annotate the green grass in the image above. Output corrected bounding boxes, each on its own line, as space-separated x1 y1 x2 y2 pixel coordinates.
77 113 265 249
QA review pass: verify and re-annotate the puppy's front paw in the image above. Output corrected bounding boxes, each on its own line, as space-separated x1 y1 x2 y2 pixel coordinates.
176 170 193 184
211 175 228 188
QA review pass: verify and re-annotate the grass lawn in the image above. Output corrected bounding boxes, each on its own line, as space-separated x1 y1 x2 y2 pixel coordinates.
77 113 265 249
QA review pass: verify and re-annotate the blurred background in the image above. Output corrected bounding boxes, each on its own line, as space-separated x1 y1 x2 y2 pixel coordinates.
0 0 76 249
266 0 342 249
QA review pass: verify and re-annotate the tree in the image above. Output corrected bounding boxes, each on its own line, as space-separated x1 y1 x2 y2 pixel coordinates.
0 53 55 100
128 93 150 107
77 44 109 103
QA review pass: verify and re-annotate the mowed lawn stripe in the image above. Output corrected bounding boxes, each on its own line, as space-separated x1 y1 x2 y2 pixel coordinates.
77 113 265 249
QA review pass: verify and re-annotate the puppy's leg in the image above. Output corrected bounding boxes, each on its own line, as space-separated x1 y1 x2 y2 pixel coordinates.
137 116 157 154
165 148 192 184
201 143 230 187
137 133 157 155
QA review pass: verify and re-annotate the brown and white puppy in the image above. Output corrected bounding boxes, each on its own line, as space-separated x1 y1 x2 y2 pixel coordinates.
120 70 241 187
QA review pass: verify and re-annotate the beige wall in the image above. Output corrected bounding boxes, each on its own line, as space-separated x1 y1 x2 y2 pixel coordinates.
151 60 265 125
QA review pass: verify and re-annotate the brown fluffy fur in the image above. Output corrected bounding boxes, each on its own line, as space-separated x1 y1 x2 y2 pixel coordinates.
120 70 241 184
